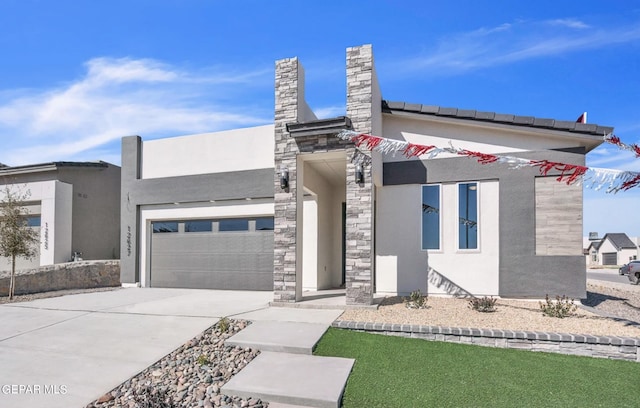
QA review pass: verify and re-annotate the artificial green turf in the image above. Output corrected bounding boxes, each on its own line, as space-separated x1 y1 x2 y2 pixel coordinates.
314 328 640 408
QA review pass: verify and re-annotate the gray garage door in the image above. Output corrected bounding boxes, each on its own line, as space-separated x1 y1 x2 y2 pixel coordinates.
150 217 274 290
602 252 618 265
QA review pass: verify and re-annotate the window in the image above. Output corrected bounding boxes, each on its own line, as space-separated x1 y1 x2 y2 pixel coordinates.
185 220 212 232
219 218 249 232
256 217 274 231
26 216 41 227
152 221 178 233
459 183 478 249
421 185 440 250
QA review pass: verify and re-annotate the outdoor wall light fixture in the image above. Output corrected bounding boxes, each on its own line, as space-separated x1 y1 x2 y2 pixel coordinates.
279 166 289 190
355 163 365 184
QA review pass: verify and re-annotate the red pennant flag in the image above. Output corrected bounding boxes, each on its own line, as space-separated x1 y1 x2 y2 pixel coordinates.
576 112 587 123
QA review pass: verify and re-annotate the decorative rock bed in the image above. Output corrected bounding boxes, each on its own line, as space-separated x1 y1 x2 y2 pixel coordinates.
86 319 268 408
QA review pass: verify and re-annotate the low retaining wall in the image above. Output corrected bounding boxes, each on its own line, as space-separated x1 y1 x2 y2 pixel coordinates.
333 320 640 362
0 260 120 296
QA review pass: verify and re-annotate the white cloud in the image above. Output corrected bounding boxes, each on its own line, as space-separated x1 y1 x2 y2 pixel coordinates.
313 105 346 119
0 57 273 165
546 18 590 29
393 19 640 74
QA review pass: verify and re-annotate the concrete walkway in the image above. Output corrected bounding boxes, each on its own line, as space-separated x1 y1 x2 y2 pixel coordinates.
223 311 354 408
0 288 273 408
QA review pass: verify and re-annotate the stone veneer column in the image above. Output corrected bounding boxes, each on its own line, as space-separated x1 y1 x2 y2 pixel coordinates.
273 58 301 302
345 45 375 305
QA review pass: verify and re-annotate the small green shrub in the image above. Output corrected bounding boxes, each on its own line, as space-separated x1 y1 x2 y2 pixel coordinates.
469 296 497 312
405 290 428 309
196 354 210 366
217 316 231 332
539 295 577 318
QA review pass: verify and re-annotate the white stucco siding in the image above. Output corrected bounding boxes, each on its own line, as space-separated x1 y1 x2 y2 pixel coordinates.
598 240 617 254
376 180 499 296
139 200 274 287
302 197 318 290
620 248 637 264
428 181 499 296
375 185 425 294
141 125 275 179
0 181 73 270
382 115 588 163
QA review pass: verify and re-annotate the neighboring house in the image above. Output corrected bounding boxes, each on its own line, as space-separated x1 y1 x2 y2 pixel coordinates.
586 233 638 266
120 45 611 304
0 161 121 271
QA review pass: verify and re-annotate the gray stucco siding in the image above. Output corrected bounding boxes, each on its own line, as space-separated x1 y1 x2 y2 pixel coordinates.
126 169 275 206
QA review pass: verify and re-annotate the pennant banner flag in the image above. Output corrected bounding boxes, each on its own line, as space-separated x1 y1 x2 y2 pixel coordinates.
337 130 640 193
604 134 640 158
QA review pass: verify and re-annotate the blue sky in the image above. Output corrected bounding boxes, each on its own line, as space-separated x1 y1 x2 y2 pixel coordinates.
0 1 638 237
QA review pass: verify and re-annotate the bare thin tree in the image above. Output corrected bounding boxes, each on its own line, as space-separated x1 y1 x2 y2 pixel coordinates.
0 186 40 300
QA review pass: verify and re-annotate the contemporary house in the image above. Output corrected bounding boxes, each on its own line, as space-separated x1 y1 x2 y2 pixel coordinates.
120 45 611 304
0 161 121 271
586 233 638 266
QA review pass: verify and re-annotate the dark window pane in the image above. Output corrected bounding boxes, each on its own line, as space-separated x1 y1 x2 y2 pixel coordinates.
256 217 274 231
185 220 212 232
459 183 478 249
153 221 178 233
26 216 41 227
219 218 249 232
422 185 440 250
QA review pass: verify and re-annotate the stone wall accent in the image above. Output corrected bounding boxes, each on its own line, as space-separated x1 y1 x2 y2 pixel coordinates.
273 46 377 305
0 260 120 296
345 45 375 305
272 47 378 305
273 57 302 302
333 320 640 362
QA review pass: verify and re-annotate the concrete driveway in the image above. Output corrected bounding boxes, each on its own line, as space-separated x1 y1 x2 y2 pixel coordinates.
0 288 273 408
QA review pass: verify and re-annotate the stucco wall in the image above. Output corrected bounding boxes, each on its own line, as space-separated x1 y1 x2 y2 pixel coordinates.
0 164 121 269
382 114 594 158
376 181 499 296
301 161 344 290
58 164 121 261
0 180 73 271
141 125 275 179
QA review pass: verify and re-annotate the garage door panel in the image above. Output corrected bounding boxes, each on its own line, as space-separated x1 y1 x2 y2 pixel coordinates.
150 224 273 290
150 270 272 291
602 252 617 266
